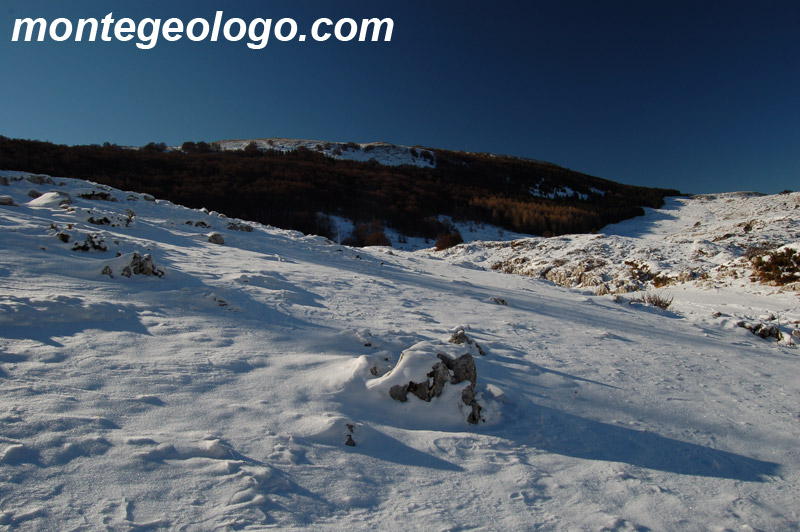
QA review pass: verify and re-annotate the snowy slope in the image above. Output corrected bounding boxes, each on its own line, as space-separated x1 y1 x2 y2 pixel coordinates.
441 192 800 344
1 171 799 531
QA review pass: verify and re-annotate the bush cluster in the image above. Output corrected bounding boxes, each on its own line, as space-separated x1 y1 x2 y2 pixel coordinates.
630 292 673 310
751 248 800 285
342 221 391 247
435 231 463 251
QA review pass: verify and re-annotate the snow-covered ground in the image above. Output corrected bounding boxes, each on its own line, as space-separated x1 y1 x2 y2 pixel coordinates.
1 171 798 531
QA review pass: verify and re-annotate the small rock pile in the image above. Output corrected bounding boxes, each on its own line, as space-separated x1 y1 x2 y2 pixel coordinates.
101 252 165 278
737 320 782 341
378 327 486 425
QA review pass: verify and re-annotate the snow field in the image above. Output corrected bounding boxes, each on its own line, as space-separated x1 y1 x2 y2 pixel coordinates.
0 171 798 530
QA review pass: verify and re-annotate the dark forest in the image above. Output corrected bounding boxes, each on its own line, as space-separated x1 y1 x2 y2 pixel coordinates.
0 137 680 245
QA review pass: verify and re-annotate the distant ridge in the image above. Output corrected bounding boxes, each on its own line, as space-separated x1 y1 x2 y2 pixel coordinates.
0 135 680 245
212 138 437 169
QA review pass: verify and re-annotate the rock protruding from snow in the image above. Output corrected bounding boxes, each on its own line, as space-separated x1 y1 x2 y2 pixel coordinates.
71 233 107 252
0 195 15 206
448 326 485 356
100 252 165 278
438 353 482 423
122 252 164 278
737 320 782 341
208 233 225 245
227 222 253 232
438 353 477 387
25 174 55 185
76 190 115 202
375 337 484 425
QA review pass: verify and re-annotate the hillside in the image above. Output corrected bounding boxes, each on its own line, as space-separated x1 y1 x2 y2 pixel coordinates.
0 136 679 245
0 170 798 530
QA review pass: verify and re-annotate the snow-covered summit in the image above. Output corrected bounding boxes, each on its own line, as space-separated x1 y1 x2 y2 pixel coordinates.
1 170 798 530
214 138 437 168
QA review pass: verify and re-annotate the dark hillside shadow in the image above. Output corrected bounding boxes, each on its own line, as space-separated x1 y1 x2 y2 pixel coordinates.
0 299 151 346
601 197 684 238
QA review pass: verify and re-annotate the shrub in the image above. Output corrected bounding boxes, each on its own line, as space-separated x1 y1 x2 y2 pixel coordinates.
647 292 673 310
751 248 800 285
346 221 391 247
142 142 167 152
364 231 391 247
652 274 671 288
181 141 215 154
630 292 673 310
243 141 261 155
420 150 435 163
313 213 336 240
435 231 463 251
744 243 778 260
625 261 654 282
196 141 215 153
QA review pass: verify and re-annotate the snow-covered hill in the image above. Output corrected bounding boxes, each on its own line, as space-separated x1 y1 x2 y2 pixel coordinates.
1 171 798 531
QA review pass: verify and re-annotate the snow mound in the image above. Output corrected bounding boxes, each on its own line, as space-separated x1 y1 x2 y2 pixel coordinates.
27 191 71 208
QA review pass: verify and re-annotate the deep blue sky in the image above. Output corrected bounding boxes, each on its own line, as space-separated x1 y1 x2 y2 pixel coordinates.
1 1 798 193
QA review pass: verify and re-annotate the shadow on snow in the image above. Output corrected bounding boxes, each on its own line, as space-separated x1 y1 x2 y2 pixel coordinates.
498 401 780 482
